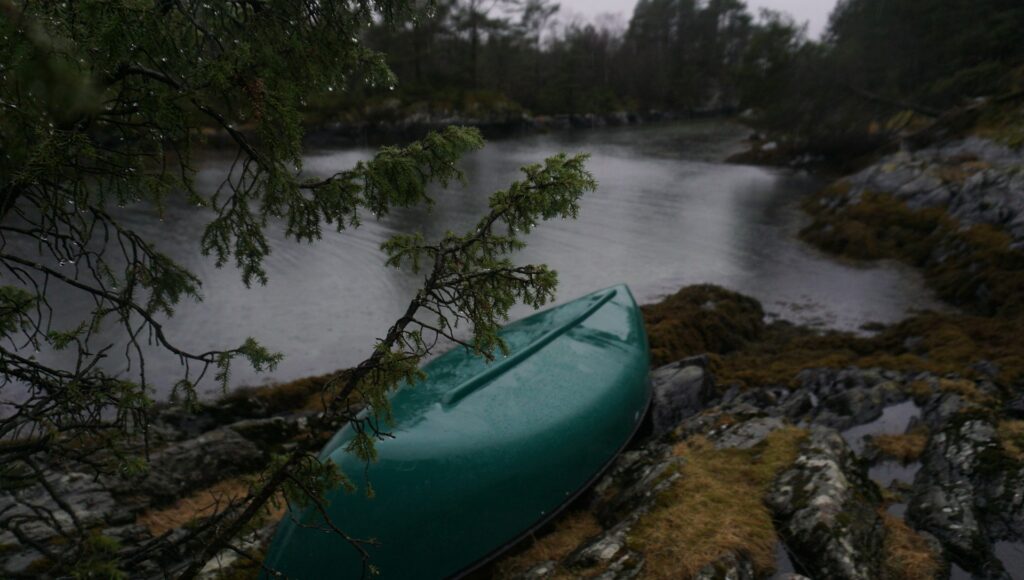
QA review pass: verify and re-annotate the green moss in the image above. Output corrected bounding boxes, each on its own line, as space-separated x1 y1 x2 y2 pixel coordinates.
642 284 766 366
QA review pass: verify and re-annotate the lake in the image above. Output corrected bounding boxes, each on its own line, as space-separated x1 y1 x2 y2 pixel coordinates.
17 121 946 397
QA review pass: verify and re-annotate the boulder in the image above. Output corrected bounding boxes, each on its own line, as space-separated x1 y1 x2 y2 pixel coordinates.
907 415 1012 577
712 417 786 450
767 428 885 580
650 356 717 437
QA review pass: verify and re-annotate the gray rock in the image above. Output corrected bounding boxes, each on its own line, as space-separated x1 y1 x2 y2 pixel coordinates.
1004 396 1024 419
591 444 682 526
513 561 557 579
0 470 129 546
768 428 885 580
1 547 47 576
842 136 1024 246
694 551 756 580
712 417 786 450
908 415 1012 577
564 522 631 569
228 415 307 446
920 392 969 430
129 428 264 505
591 550 645 580
650 356 717 437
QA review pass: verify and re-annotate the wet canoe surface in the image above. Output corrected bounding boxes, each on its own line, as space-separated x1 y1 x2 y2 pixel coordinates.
263 285 651 579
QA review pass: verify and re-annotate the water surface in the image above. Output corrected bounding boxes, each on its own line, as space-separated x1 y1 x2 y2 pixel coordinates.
12 122 946 395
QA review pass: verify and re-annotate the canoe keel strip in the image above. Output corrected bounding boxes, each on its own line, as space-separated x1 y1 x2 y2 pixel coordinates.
442 289 619 406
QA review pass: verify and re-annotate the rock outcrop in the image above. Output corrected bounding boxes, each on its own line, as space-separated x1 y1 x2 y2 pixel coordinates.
768 428 886 580
841 136 1024 248
909 413 1024 578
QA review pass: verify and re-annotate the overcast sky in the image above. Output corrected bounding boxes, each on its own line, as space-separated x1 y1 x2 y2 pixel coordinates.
556 0 837 38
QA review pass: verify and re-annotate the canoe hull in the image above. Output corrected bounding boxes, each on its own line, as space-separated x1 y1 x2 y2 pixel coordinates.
263 285 651 579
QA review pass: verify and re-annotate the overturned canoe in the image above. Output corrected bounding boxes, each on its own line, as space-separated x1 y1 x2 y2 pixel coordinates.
263 285 651 579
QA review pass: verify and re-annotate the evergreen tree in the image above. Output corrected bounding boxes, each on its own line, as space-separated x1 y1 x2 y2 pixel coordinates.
0 0 594 575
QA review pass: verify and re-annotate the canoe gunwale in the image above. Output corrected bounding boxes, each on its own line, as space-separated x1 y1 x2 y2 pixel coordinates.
450 388 653 579
441 289 619 407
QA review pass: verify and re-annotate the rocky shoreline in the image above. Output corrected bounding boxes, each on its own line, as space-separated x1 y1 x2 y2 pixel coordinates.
496 359 1024 579
4 123 1024 579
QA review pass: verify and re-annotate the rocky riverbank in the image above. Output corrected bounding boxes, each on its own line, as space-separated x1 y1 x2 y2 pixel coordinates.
5 119 1024 579
488 116 1024 579
492 355 1024 579
5 284 1023 579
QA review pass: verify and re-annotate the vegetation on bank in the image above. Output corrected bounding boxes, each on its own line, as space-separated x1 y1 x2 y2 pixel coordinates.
801 187 1024 317
642 284 1024 396
628 428 806 578
493 511 603 579
641 285 766 367
881 511 944 580
871 430 929 464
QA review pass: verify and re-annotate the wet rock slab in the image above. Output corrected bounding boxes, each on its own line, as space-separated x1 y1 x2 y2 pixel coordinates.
768 428 885 580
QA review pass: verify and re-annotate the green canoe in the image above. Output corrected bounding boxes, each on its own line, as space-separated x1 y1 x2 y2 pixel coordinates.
262 285 651 579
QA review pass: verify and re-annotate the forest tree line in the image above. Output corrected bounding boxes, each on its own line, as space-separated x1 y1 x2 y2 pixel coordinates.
341 0 1024 154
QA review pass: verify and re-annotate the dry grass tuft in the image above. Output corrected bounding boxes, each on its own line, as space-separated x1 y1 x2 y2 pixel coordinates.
493 511 603 578
628 428 807 579
999 420 1024 461
872 428 929 463
936 378 996 405
881 511 943 580
137 478 286 536
907 380 934 401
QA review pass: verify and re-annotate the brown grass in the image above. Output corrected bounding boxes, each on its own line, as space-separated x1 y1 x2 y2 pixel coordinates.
640 281 1024 390
907 380 934 401
137 478 286 536
628 428 807 579
698 308 1024 391
801 188 1024 318
936 378 996 405
881 511 943 580
872 428 929 463
222 369 358 414
493 511 603 578
999 420 1024 462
